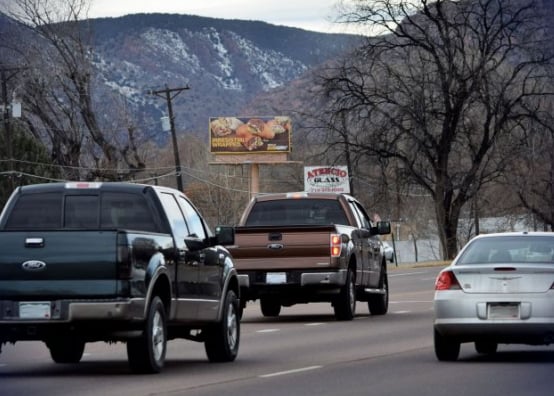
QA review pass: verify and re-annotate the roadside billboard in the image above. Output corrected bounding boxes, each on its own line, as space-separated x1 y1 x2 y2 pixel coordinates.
210 116 291 154
304 166 350 193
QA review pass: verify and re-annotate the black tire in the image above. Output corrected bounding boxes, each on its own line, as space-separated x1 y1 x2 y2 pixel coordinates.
260 297 281 317
205 290 240 362
47 338 85 363
237 298 246 320
475 341 498 355
127 296 167 374
434 328 460 361
333 267 356 321
368 265 389 315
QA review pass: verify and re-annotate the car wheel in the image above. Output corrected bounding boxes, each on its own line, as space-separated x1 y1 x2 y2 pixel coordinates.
260 297 281 317
368 265 389 315
334 267 356 321
47 338 85 363
434 328 460 361
127 296 167 374
205 290 240 362
475 341 498 355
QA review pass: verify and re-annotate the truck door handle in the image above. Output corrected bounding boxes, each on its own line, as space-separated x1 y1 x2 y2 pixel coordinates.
25 238 44 248
267 243 284 249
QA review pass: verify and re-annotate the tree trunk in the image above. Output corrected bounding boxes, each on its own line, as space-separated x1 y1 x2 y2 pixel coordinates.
435 191 462 261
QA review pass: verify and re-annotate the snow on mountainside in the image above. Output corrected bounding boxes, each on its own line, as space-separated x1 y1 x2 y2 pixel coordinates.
86 13 362 140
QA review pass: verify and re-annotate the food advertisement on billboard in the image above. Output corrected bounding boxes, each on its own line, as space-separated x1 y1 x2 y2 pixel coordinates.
210 116 291 154
304 166 350 193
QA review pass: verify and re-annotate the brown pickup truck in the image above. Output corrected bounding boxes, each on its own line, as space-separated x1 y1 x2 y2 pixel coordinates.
228 192 391 320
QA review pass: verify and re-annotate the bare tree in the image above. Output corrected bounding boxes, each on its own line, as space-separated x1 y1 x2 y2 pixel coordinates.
3 0 145 180
322 0 554 258
510 114 554 230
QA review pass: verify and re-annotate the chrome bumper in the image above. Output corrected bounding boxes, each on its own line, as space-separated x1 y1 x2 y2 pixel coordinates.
0 298 146 323
301 270 346 286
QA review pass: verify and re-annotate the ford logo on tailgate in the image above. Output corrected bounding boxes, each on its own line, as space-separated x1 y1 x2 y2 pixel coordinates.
22 260 47 271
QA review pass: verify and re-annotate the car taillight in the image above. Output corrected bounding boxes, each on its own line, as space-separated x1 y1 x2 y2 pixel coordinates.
435 270 461 290
330 234 342 257
117 234 133 279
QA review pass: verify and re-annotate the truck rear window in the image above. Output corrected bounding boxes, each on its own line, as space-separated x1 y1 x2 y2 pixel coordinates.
245 199 348 226
4 191 158 232
4 192 62 229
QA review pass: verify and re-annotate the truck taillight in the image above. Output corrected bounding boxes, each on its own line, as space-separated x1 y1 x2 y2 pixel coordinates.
117 235 133 279
435 270 461 290
330 234 342 257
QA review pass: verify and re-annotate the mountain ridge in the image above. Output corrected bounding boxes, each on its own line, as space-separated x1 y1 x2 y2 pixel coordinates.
81 13 363 142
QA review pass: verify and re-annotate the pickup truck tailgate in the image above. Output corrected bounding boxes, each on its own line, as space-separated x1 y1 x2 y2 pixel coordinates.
232 225 336 270
0 231 119 298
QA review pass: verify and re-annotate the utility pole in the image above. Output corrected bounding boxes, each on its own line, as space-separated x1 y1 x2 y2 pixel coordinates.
1 65 25 192
149 84 189 191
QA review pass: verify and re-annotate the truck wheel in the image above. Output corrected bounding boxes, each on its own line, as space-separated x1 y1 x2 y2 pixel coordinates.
260 297 281 317
47 338 85 363
333 268 356 321
434 328 460 361
127 296 167 373
237 298 246 320
368 266 389 315
205 290 240 362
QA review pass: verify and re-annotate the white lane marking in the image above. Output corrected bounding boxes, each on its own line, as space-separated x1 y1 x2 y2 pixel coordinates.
389 271 427 277
257 328 280 333
305 323 324 326
390 300 433 304
259 365 323 378
392 310 410 314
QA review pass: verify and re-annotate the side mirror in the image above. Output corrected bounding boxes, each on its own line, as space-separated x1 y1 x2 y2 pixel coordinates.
214 225 235 246
371 221 391 235
184 235 205 252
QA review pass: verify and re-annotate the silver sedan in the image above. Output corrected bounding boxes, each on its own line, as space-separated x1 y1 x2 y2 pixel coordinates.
433 232 554 361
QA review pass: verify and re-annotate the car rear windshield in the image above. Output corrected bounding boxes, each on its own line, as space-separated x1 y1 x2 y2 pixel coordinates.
457 236 554 264
245 199 348 226
4 191 158 232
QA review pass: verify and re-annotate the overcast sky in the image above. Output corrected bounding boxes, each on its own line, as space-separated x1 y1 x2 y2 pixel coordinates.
87 0 357 34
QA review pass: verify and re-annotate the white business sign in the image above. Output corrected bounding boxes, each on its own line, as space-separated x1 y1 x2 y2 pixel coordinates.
304 166 350 193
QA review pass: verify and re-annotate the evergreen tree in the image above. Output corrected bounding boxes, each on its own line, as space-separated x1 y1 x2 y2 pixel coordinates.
0 124 61 207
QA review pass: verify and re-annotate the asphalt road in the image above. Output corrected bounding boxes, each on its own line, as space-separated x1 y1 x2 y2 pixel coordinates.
1 265 553 396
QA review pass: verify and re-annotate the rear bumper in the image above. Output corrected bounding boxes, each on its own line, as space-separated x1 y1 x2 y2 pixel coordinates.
434 290 554 344
238 269 346 302
434 321 554 345
240 269 346 287
0 298 146 342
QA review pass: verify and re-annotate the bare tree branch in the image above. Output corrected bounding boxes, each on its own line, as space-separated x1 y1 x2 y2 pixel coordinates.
324 0 554 258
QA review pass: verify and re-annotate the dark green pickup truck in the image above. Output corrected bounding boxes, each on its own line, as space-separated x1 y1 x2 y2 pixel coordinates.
0 182 240 373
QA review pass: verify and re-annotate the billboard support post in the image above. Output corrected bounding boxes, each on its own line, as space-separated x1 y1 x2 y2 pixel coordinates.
250 163 259 199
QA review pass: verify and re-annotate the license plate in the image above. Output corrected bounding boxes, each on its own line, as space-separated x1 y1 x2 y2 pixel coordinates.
266 272 286 284
488 303 519 319
19 302 51 319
